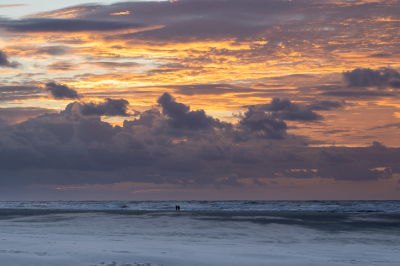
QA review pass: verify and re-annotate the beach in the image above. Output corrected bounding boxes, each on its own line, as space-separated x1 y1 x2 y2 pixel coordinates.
0 209 399 266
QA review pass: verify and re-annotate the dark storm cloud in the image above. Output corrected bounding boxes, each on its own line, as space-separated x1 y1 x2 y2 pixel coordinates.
261 98 299 112
260 98 322 121
239 106 287 139
46 82 80 100
343 68 400 88
0 18 146 33
0 94 400 186
238 97 323 139
157 92 227 130
0 50 21 68
80 98 131 117
251 98 321 124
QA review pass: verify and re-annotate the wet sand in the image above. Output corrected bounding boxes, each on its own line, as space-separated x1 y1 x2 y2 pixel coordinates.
0 209 399 266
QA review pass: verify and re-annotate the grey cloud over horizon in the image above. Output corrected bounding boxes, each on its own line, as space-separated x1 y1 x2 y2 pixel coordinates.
0 93 398 188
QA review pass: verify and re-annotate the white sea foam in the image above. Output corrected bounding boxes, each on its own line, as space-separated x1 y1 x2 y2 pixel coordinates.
0 211 399 266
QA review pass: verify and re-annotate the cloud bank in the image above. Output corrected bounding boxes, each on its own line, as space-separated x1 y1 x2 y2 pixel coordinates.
0 93 398 189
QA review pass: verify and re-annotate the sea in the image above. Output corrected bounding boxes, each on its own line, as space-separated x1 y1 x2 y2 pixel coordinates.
0 200 399 213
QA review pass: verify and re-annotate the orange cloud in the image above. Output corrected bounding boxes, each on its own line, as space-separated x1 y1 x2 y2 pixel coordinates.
28 7 89 19
111 11 130 16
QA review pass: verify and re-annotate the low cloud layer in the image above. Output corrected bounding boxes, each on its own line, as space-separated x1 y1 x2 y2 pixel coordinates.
0 93 398 188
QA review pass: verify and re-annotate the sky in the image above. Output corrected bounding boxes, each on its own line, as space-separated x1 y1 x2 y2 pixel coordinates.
0 0 400 200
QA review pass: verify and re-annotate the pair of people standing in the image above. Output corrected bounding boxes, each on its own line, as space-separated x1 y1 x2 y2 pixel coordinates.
175 205 180 210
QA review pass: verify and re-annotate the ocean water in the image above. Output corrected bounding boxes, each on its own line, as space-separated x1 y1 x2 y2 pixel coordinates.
0 200 399 213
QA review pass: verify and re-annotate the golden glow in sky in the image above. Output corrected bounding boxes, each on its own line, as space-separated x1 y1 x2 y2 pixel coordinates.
0 0 400 200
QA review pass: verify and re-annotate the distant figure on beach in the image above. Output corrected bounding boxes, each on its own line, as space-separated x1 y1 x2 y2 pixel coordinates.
178 205 180 210
175 205 180 210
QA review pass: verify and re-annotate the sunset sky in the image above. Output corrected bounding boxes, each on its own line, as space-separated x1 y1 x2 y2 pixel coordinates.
0 0 400 200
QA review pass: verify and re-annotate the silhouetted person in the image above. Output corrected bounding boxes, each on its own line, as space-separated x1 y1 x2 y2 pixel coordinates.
175 205 178 210
178 205 180 210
